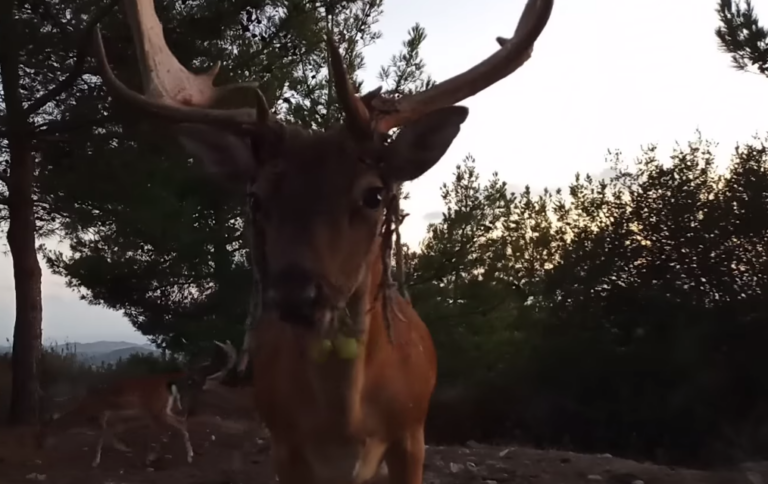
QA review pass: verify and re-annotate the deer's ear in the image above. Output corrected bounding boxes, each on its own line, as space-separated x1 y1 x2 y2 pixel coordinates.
175 124 256 182
381 106 469 183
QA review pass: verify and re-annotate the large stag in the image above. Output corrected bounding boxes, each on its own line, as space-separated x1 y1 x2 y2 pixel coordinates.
93 0 553 482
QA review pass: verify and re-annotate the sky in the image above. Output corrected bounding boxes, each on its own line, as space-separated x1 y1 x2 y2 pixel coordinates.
3 0 768 344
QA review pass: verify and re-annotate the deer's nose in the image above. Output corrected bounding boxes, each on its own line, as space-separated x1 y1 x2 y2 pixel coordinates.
267 265 321 327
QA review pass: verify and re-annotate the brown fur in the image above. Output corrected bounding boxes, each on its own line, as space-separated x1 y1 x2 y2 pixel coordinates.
251 243 437 484
38 372 197 467
239 126 441 484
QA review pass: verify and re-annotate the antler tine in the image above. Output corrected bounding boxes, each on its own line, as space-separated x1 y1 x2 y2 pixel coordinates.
206 340 238 382
371 0 554 133
94 0 270 130
325 31 372 138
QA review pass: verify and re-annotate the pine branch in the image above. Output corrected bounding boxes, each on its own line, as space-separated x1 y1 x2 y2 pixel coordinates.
35 114 114 136
716 0 768 75
23 0 119 117
0 173 8 205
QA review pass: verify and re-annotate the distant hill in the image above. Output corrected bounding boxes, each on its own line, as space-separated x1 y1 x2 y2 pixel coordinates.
0 340 159 365
80 345 160 366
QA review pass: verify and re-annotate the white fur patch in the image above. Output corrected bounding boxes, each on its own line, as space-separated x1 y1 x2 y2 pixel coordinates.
166 384 182 415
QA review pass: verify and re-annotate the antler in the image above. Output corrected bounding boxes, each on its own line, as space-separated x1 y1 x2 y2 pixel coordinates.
327 0 554 134
93 0 270 129
205 340 238 382
96 0 552 136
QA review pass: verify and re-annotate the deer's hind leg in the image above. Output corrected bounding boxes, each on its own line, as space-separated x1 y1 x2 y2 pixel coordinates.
105 419 132 452
91 411 110 467
109 433 131 452
159 413 194 464
164 384 194 463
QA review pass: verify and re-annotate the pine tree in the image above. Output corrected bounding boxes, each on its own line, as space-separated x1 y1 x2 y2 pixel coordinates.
716 0 768 75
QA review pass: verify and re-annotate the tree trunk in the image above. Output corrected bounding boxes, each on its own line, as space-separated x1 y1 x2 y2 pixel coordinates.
1 0 43 426
6 143 43 425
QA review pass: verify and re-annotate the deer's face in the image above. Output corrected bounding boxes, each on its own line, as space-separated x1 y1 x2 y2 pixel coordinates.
93 0 552 330
175 107 468 331
250 130 390 329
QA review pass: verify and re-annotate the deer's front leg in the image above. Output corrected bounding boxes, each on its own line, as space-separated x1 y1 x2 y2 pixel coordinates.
384 429 425 484
272 441 314 484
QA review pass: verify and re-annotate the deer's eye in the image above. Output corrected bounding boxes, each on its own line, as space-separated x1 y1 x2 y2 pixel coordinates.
360 186 385 210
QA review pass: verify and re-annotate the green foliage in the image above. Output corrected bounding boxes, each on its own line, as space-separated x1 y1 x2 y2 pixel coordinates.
377 23 435 95
411 156 523 383
42 2 435 353
422 135 768 465
99 352 184 377
716 0 768 75
0 0 130 238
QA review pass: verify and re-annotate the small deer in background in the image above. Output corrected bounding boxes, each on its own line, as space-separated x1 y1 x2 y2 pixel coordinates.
36 341 236 467
93 0 554 482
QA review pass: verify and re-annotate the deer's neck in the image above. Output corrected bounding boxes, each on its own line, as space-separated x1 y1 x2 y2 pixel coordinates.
307 241 389 434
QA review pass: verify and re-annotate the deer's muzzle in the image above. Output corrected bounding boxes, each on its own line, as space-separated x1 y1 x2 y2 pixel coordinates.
266 265 330 329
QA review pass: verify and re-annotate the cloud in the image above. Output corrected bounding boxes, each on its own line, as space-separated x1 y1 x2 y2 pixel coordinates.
423 211 443 223
594 167 618 182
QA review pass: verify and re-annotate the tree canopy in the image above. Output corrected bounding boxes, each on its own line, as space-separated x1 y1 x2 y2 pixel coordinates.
420 136 768 464
40 0 434 354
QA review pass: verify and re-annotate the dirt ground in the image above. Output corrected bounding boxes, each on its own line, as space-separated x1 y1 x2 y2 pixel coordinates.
0 418 754 484
0 390 756 484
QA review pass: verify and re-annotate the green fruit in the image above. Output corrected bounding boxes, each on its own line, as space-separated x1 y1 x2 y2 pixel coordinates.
333 335 359 360
309 339 333 362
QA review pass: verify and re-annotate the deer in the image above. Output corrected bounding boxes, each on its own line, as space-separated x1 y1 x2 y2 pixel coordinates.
36 341 237 467
92 0 553 482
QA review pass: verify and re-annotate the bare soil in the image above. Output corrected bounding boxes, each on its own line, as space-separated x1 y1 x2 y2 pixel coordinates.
0 415 752 484
0 390 755 484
